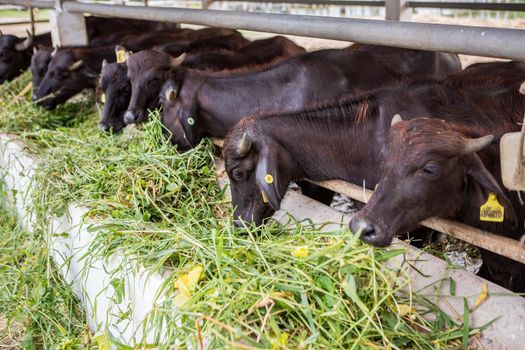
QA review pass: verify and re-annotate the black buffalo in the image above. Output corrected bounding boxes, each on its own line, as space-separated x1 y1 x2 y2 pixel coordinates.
222 60 525 292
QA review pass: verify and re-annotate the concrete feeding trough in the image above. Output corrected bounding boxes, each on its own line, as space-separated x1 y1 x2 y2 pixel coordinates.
1 133 525 348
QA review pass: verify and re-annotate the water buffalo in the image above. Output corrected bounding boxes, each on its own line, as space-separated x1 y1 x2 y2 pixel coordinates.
1 16 181 84
30 29 190 95
98 33 250 132
349 116 525 292
124 35 306 125
222 61 525 224
158 33 249 57
34 28 240 110
0 31 50 84
350 44 461 80
222 60 525 291
161 46 460 151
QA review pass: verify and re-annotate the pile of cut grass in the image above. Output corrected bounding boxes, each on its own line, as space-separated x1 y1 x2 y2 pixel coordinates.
0 180 93 349
0 73 478 349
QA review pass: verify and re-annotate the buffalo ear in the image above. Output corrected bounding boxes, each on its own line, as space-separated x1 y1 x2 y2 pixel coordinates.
165 86 178 102
255 143 283 210
464 153 518 228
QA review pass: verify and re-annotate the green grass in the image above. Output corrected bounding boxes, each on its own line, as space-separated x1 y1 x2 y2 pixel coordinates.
0 73 481 349
0 180 93 349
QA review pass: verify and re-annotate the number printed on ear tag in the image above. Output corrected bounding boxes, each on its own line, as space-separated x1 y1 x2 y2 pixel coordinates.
264 174 274 184
187 117 195 125
480 193 504 222
116 50 127 64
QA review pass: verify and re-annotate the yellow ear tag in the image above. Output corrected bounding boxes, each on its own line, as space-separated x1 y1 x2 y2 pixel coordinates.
116 50 127 63
264 174 274 184
480 193 504 223
100 92 106 104
261 190 268 203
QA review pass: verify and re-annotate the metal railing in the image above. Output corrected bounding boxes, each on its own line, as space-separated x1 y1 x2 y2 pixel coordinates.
1 0 525 265
206 0 525 12
57 2 525 60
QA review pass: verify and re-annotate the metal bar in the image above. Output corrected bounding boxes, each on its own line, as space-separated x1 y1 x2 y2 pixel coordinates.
385 0 411 20
196 0 525 12
312 179 525 265
59 2 525 60
409 1 525 12
1 0 525 13
0 0 55 8
0 19 48 25
208 0 385 6
28 5 35 36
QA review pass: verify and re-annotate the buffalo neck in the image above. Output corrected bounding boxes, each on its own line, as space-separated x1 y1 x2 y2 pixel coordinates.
192 50 356 138
252 95 385 189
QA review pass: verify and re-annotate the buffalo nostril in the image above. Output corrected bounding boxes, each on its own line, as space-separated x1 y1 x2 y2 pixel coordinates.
124 111 136 124
350 217 374 237
99 122 110 132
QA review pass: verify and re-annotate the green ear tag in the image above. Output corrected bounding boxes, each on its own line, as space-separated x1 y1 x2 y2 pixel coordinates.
187 117 195 125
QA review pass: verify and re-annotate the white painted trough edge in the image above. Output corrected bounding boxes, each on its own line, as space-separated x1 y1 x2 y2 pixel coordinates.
1 133 524 349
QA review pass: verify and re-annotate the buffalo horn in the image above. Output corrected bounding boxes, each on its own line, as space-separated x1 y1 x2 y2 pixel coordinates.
15 30 33 51
68 60 83 71
102 59 108 69
461 135 494 155
170 53 187 68
51 47 58 57
391 114 403 126
236 133 252 157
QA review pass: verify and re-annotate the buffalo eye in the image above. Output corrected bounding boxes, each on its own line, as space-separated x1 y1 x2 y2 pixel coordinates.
422 162 440 176
231 169 244 182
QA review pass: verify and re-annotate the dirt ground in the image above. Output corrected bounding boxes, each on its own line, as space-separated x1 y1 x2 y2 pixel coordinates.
0 317 22 349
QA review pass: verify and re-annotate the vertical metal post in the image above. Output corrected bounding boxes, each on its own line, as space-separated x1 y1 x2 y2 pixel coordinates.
50 0 88 46
28 6 35 36
144 0 148 7
385 0 412 21
202 0 212 10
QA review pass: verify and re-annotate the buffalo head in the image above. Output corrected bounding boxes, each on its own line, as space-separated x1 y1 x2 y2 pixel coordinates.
97 48 131 132
349 116 517 247
223 125 294 226
30 46 52 91
159 76 203 151
0 31 33 83
33 48 95 110
124 48 185 124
